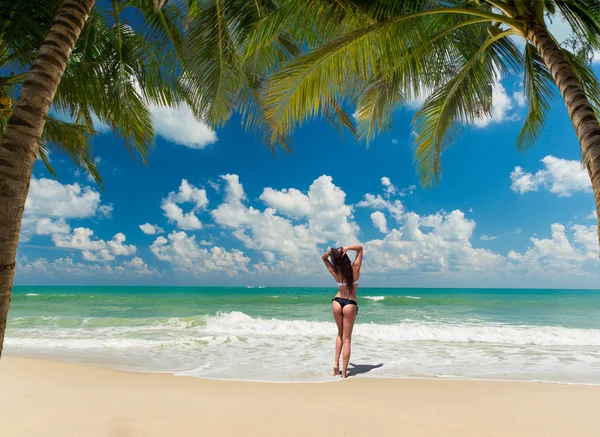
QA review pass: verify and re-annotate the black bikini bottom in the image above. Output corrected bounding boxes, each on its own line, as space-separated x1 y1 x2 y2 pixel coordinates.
332 297 358 313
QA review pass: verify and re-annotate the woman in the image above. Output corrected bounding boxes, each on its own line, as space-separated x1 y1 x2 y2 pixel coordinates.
321 244 363 378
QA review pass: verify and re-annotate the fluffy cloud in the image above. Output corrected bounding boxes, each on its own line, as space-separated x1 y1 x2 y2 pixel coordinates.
150 104 217 149
18 255 157 277
167 179 209 209
122 257 157 276
480 235 498 241
139 223 165 235
21 178 111 242
507 224 597 274
213 174 360 264
25 178 102 219
473 79 525 128
52 228 136 261
150 231 250 276
365 210 502 274
107 233 137 256
357 194 404 221
53 227 106 251
510 156 591 196
381 177 397 196
20 217 71 242
370 211 388 233
259 187 311 218
161 180 208 230
82 249 115 262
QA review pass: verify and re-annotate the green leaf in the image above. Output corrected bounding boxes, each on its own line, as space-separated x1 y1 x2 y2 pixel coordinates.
515 43 556 150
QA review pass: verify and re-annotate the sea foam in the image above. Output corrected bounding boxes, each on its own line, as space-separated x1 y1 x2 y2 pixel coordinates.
6 311 600 384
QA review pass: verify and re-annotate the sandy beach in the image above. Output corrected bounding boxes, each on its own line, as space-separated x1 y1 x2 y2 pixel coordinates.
0 356 599 436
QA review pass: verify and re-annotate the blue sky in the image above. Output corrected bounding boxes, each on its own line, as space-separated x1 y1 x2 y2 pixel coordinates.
14 30 600 289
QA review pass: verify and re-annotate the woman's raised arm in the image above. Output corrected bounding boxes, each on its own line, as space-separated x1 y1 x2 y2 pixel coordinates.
344 244 363 272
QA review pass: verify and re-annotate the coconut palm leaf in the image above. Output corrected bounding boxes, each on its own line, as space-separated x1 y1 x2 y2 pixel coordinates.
555 0 600 50
40 116 102 187
414 29 520 185
516 43 556 150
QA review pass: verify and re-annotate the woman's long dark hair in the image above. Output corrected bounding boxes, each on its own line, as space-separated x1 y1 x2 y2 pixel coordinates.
330 247 354 293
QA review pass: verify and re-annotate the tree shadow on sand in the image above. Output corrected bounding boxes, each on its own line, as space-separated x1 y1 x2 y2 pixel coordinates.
346 362 384 377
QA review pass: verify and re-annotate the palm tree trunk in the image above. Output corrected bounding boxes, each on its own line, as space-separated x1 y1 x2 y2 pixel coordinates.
0 0 96 358
528 23 600 248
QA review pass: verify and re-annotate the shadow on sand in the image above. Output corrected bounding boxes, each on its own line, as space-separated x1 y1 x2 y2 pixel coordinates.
346 362 384 377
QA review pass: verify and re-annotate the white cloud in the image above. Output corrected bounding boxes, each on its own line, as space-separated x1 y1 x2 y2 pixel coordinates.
167 179 209 210
107 233 137 256
381 177 397 197
262 251 276 263
213 175 360 264
82 249 114 262
150 104 217 149
391 139 398 144
20 217 71 242
510 156 591 196
473 79 521 128
34 218 70 235
161 180 208 230
150 231 250 276
122 257 157 276
370 211 388 233
513 90 527 108
53 227 106 251
21 178 113 243
259 187 311 218
365 210 502 274
587 210 597 220
52 228 136 261
357 194 404 221
480 235 498 241
404 84 432 110
162 202 203 230
399 185 416 197
25 178 103 219
139 223 165 235
98 204 113 218
507 223 598 274
18 255 158 277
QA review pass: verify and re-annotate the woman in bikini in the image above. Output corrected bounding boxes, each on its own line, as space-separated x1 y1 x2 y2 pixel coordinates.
321 244 363 378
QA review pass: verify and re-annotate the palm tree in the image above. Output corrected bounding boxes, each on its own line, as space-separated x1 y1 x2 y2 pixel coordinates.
0 0 212 357
266 0 600 245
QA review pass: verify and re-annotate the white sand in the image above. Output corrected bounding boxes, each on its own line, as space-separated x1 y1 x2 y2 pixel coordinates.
1 356 599 436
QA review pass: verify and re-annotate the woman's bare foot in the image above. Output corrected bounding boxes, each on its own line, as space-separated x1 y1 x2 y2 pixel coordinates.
333 364 340 376
341 371 348 379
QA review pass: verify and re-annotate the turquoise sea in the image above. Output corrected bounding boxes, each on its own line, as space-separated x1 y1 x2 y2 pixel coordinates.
6 286 600 383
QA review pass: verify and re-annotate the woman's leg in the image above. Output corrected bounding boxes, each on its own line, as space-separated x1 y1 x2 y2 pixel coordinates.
331 300 343 376
341 304 357 378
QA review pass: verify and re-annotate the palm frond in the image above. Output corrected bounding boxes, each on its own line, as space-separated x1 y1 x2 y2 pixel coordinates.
562 47 600 118
515 43 556 150
413 30 519 186
37 143 58 180
354 74 404 144
266 3 516 139
42 115 103 187
555 0 600 50
184 0 253 126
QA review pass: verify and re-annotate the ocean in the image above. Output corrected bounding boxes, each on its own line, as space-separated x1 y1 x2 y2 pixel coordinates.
6 286 600 384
